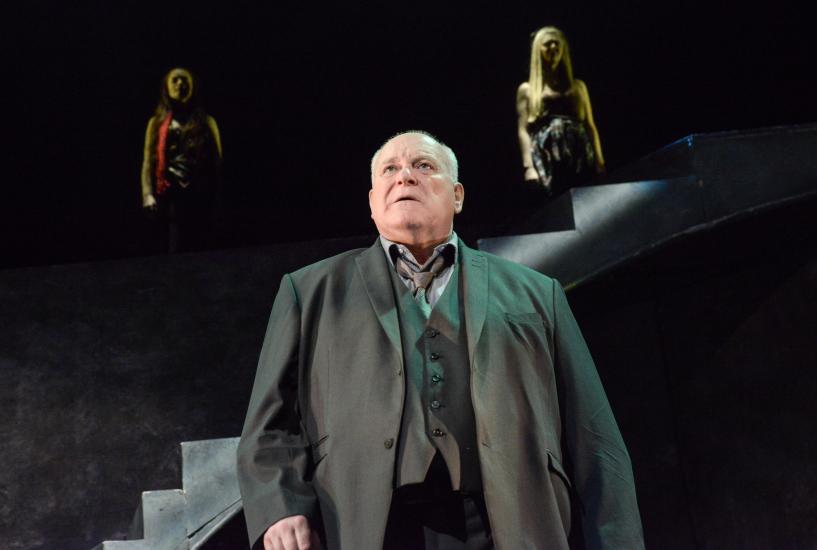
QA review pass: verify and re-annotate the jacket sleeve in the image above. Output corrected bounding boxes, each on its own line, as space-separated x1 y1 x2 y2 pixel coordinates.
237 274 319 549
551 280 645 549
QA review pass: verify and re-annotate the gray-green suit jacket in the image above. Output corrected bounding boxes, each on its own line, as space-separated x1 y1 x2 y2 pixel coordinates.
237 240 644 549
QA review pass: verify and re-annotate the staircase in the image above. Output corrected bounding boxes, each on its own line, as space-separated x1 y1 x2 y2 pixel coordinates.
478 123 817 287
92 437 245 550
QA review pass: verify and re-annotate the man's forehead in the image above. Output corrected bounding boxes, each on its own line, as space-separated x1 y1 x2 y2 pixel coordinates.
378 135 440 163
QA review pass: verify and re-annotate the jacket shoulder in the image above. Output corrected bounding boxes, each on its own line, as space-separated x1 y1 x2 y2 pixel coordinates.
469 246 559 288
286 247 369 285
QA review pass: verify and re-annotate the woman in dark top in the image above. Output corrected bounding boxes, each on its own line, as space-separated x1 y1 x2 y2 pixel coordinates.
141 67 222 252
516 27 604 195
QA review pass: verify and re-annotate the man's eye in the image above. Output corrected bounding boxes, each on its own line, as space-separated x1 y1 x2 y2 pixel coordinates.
417 162 434 170
383 165 397 174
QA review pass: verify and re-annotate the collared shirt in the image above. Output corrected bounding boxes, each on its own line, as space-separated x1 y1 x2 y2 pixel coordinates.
379 233 459 309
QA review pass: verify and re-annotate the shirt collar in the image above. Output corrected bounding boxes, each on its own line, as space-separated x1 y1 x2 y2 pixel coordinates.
379 232 459 270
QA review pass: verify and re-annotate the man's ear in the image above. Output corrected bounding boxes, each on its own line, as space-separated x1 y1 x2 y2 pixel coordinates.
368 188 374 219
453 182 465 213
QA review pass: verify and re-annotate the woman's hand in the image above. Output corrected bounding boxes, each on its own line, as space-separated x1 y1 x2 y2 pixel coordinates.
524 166 539 182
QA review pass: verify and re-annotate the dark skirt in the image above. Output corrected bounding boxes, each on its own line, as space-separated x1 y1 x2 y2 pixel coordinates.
529 115 596 195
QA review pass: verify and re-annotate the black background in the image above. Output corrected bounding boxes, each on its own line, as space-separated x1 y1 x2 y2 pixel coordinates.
2 0 815 266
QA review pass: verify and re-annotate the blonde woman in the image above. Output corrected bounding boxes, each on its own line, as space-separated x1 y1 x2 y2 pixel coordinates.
517 27 604 194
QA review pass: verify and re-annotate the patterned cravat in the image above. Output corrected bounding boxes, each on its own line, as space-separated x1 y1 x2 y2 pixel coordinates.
394 248 452 315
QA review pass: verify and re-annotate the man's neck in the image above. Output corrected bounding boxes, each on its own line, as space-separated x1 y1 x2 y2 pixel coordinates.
381 232 455 265
404 242 443 265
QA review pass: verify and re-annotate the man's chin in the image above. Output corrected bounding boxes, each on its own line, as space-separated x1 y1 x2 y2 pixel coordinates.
391 199 423 208
378 220 425 240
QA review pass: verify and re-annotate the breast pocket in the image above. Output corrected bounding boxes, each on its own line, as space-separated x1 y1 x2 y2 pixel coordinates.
504 311 549 354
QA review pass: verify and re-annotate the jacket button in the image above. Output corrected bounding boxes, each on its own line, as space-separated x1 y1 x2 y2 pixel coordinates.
425 328 439 338
431 374 443 384
430 352 441 361
432 429 446 437
430 400 441 409
384 438 394 449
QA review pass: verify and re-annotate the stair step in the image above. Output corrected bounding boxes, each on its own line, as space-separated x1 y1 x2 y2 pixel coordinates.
479 177 700 286
93 438 244 549
181 438 241 537
91 541 152 550
139 490 187 547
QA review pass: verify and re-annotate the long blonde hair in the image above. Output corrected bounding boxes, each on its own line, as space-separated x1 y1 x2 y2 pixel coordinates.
527 26 574 123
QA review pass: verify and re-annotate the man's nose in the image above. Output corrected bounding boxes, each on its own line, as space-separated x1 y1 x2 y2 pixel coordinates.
397 166 417 185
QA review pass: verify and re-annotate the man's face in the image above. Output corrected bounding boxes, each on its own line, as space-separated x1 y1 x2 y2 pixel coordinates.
167 69 193 103
369 134 464 244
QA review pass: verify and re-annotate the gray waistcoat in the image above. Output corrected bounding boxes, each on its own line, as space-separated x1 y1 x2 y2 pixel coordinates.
390 262 482 492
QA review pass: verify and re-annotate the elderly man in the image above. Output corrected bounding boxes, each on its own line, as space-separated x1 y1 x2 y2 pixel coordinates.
237 131 644 549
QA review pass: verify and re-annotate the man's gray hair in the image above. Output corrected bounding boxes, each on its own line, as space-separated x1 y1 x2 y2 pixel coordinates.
370 130 459 183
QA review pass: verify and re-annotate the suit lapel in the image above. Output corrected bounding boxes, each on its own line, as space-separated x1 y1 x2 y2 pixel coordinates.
459 241 488 367
355 240 404 362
